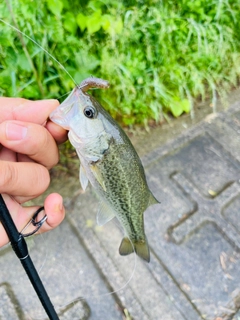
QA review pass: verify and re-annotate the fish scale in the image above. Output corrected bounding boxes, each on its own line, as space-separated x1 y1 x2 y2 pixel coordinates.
96 142 149 241
50 77 160 262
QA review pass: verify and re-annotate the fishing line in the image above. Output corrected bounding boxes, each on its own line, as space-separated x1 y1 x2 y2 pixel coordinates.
55 236 138 315
0 195 59 320
56 90 73 100
28 229 49 275
20 215 139 318
0 17 139 317
89 236 137 298
0 18 78 87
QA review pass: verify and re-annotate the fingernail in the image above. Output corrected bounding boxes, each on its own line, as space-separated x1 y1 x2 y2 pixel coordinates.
6 122 28 140
54 199 63 212
58 199 64 212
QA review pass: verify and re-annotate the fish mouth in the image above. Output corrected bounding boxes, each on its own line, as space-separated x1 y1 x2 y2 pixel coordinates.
49 87 77 129
49 109 70 129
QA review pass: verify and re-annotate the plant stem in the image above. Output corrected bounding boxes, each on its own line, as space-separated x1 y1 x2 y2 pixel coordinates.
5 0 44 95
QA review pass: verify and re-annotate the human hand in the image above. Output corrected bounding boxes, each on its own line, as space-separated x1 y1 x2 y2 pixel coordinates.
0 97 68 247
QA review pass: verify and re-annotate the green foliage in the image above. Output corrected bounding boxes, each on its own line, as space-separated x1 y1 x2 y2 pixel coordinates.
1 0 240 125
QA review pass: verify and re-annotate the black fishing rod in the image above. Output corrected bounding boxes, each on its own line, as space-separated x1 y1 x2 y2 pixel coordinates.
0 194 59 320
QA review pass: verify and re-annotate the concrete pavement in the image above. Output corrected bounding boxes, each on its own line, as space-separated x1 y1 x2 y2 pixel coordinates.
1 100 240 319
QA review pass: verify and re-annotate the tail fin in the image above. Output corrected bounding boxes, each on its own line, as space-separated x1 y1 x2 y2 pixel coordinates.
119 237 150 263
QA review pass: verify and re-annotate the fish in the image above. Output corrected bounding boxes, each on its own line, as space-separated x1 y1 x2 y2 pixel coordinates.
50 77 160 262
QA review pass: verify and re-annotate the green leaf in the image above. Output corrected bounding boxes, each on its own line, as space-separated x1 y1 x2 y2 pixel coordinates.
17 54 32 72
181 99 191 113
0 69 11 88
87 0 103 11
113 18 123 34
76 13 87 31
102 15 123 35
63 12 77 34
46 0 63 17
170 98 191 117
170 102 183 117
86 10 102 34
0 32 13 47
101 15 111 31
3 48 18 71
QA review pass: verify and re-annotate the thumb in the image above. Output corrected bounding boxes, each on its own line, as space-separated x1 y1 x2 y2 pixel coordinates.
0 161 50 203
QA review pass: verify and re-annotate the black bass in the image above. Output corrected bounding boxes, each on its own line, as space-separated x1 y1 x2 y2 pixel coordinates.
50 77 159 262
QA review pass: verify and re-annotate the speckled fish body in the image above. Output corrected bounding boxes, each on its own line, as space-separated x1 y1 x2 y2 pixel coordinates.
50 77 159 262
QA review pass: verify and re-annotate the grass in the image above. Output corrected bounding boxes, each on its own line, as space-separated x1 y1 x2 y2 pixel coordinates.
0 0 240 126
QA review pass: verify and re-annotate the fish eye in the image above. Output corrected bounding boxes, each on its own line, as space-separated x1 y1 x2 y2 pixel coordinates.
83 106 96 119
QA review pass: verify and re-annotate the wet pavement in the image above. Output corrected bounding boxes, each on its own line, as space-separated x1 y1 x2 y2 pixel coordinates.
1 100 240 320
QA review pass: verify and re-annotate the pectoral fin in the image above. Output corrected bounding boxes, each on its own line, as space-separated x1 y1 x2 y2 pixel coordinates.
80 165 89 191
97 201 115 226
90 164 106 192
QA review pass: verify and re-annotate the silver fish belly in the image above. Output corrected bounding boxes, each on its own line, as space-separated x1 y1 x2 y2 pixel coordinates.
50 77 159 262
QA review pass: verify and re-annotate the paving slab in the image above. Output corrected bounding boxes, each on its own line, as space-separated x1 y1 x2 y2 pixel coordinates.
1 101 240 319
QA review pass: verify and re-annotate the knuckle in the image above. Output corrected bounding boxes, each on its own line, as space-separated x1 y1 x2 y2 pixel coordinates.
51 151 60 168
12 98 28 119
0 162 17 189
39 131 59 168
0 161 50 197
29 127 59 168
34 165 50 194
31 127 49 152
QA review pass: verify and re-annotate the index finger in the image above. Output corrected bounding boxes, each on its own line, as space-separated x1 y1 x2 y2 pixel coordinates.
0 97 59 124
